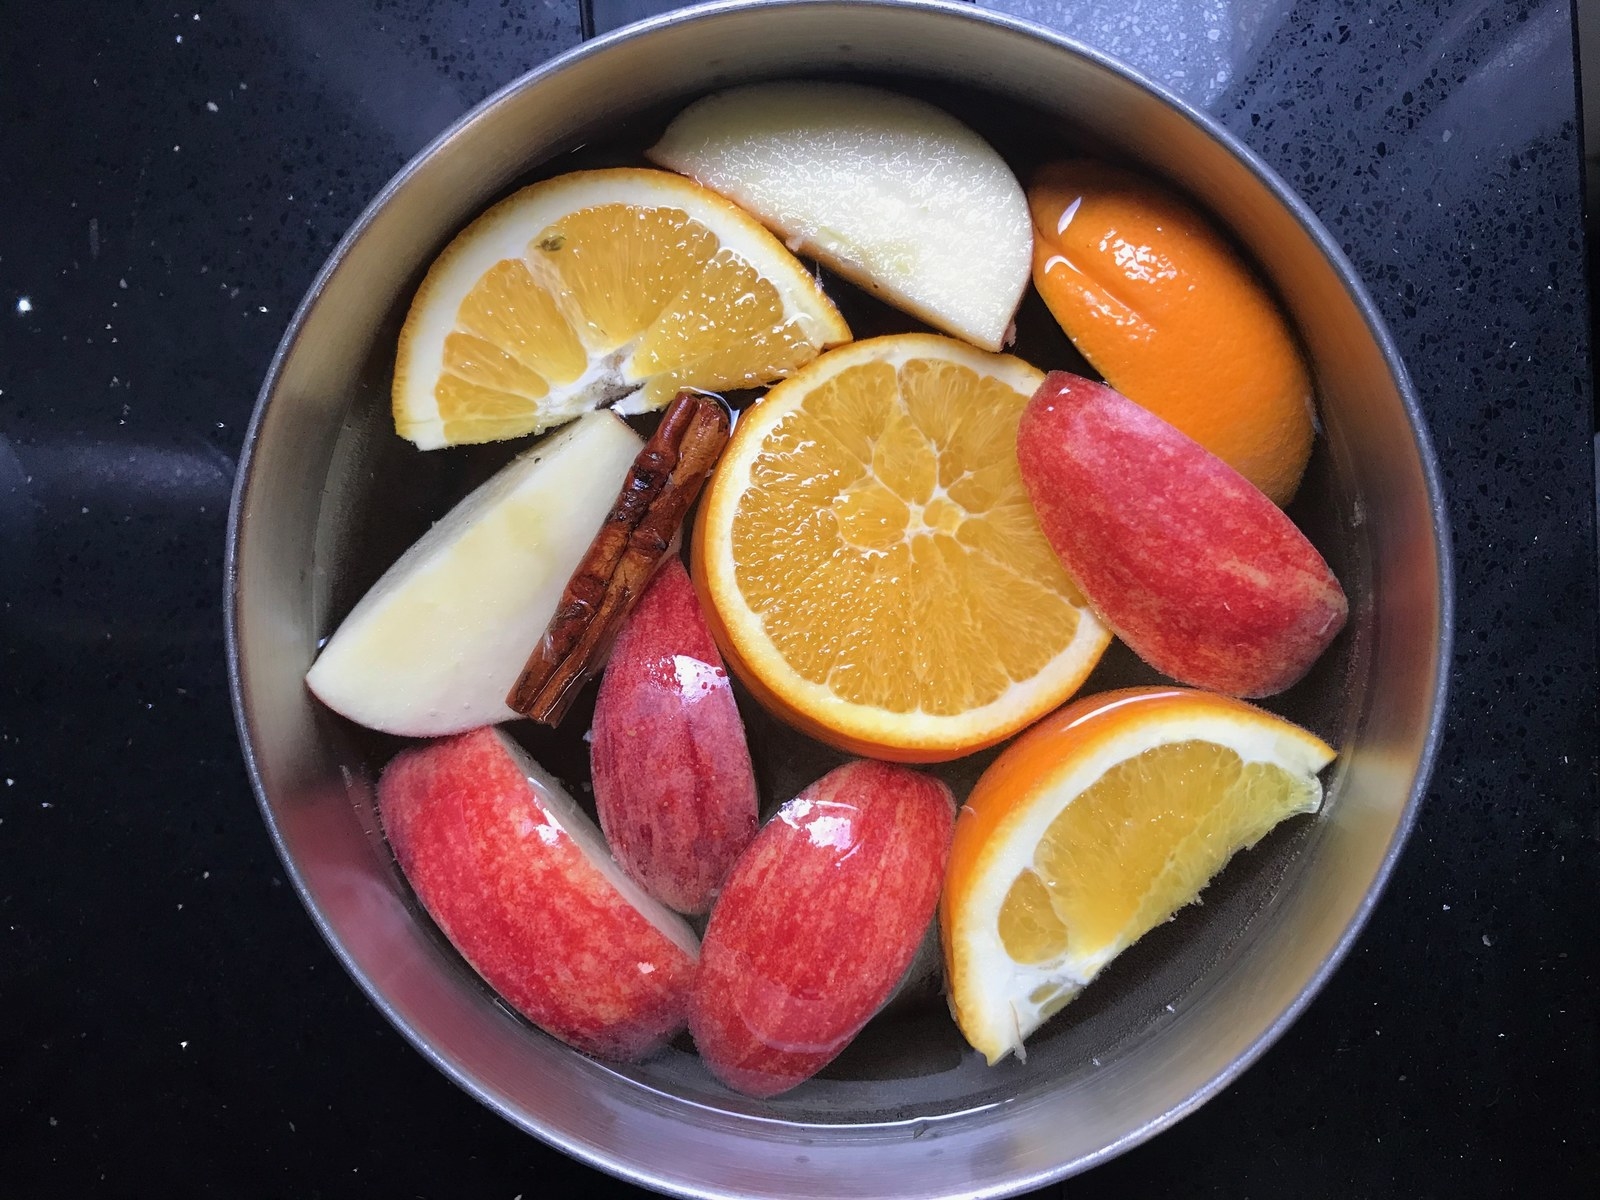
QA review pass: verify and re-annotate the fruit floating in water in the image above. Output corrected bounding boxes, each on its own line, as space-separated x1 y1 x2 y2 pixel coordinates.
392 167 849 449
941 687 1335 1064
307 85 1362 1097
1028 160 1314 505
651 82 1032 353
378 727 699 1061
692 333 1111 763
306 412 642 737
590 559 759 915
690 759 955 1097
1016 371 1347 698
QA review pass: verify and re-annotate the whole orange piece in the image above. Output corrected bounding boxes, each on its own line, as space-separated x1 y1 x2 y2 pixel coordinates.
1028 161 1314 506
691 334 1111 763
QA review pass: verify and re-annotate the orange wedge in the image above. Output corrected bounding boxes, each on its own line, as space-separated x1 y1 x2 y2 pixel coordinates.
691 333 1111 763
1029 161 1314 505
940 687 1335 1063
393 168 849 449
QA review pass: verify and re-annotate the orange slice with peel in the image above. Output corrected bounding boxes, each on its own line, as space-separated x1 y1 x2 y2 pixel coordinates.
691 333 1111 763
940 686 1335 1064
393 168 849 449
1028 160 1314 505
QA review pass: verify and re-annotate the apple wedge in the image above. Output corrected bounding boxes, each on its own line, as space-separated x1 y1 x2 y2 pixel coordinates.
591 559 758 915
378 727 698 1061
690 760 955 1098
1016 372 1348 696
648 81 1031 352
306 412 643 736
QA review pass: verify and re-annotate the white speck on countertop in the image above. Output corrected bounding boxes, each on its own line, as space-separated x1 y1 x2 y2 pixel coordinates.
40 802 52 809
1442 903 1451 910
180 1041 188 1049
1482 934 1493 947
5 779 13 786
206 100 218 112
175 34 182 43
16 297 32 314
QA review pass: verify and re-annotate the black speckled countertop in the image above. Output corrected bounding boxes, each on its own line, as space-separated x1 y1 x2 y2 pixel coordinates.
2 1 1595 1195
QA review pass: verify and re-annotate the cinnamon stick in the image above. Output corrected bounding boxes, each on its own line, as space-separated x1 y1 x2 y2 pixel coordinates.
507 392 732 725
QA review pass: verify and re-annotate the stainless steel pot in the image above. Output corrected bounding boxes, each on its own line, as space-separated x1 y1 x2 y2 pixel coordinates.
225 2 1452 1195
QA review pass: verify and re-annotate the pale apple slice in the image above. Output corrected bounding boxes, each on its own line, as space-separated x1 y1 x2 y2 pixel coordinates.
379 728 699 1061
648 81 1032 352
306 412 643 736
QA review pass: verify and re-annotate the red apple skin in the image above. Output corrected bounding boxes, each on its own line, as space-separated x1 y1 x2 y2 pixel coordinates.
689 760 955 1098
1017 371 1348 697
591 559 759 914
378 728 696 1062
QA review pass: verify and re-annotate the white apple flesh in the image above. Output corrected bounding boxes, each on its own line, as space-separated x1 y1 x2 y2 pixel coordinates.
305 412 643 736
648 81 1032 353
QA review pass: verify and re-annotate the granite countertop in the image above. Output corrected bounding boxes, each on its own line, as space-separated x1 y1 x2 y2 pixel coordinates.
2 1 1595 1195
